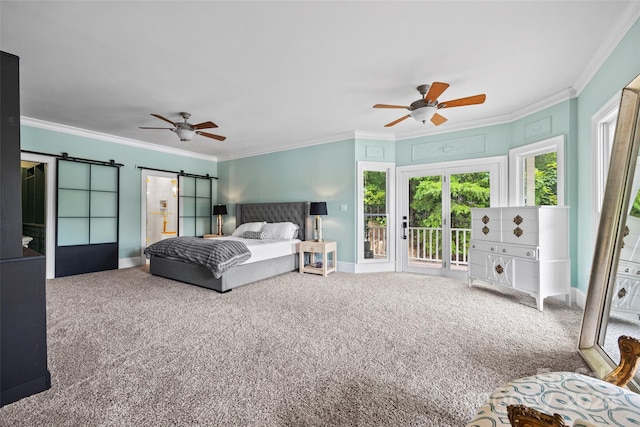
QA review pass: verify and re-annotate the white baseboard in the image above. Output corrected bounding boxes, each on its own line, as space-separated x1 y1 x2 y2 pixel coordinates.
573 286 587 310
119 256 144 269
353 262 396 274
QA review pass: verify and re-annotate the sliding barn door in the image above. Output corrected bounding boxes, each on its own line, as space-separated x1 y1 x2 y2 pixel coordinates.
55 159 120 277
178 176 212 237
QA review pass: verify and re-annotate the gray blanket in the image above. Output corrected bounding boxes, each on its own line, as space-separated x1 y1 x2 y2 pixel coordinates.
144 237 251 279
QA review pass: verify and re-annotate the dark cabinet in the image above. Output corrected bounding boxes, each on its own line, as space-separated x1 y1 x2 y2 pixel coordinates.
0 51 51 407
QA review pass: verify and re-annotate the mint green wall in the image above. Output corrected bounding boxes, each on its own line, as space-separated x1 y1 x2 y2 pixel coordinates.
575 17 640 291
17 16 640 285
392 101 579 282
394 123 512 166
20 125 218 260
218 139 356 263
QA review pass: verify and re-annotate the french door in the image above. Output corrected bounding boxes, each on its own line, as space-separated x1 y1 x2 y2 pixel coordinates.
399 159 504 277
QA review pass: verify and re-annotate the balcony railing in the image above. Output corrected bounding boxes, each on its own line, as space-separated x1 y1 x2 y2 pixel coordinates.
366 225 472 266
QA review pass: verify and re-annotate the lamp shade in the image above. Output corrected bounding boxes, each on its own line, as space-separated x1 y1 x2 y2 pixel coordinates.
410 105 439 123
212 204 227 215
174 127 195 141
310 202 327 216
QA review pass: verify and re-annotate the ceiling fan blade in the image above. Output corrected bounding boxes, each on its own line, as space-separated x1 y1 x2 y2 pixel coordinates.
196 131 226 141
431 113 448 126
194 121 218 130
139 127 173 130
438 94 487 109
384 114 411 127
373 104 410 109
425 82 450 103
150 113 177 126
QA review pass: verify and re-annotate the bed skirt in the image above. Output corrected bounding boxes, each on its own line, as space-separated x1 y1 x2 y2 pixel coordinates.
149 254 298 293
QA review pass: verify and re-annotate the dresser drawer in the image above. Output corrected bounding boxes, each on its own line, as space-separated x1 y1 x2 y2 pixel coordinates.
495 243 538 259
501 207 539 223
471 220 501 241
470 240 497 253
617 261 640 276
487 254 514 287
468 260 488 278
513 258 540 292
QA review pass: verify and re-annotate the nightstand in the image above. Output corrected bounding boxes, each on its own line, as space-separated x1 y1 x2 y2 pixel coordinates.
203 234 223 239
299 240 337 277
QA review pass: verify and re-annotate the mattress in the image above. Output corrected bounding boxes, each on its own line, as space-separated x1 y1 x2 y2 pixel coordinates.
206 236 300 265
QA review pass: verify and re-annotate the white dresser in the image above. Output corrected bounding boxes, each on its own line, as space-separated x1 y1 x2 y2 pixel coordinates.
468 206 571 311
611 215 640 319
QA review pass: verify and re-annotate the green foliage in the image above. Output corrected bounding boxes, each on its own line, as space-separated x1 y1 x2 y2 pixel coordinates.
410 173 491 229
533 152 557 206
363 170 386 214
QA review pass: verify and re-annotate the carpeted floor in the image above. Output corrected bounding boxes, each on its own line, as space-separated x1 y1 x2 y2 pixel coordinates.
0 267 589 426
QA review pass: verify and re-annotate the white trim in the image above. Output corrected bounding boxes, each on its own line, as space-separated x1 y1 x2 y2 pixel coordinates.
219 130 395 161
394 89 575 142
140 169 178 254
21 116 219 162
591 92 622 234
397 155 508 206
356 161 396 265
574 286 587 311
573 2 640 96
508 135 565 206
396 155 507 275
119 256 143 269
353 262 396 274
20 152 56 279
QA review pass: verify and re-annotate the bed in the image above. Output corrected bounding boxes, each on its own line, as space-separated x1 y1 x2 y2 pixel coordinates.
147 201 308 292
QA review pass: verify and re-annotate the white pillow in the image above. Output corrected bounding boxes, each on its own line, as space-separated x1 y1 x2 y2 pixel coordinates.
232 221 267 236
261 222 299 240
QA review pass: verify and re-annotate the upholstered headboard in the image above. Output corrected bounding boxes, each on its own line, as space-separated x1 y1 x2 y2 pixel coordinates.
235 202 308 240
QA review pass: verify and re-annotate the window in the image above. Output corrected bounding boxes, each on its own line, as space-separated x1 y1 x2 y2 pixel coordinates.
509 135 565 206
592 92 621 232
357 162 395 269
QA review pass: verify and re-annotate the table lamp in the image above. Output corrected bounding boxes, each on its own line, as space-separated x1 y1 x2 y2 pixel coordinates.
309 202 327 242
212 204 227 235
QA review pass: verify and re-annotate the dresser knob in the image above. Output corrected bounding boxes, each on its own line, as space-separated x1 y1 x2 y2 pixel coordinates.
625 268 630 273
490 247 494 251
526 252 531 256
502 249 506 253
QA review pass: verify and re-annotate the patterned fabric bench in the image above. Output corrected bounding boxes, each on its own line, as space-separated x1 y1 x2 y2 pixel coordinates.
466 336 640 427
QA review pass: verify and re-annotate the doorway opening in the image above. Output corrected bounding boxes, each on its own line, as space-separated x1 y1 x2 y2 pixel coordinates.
145 174 178 250
20 153 56 278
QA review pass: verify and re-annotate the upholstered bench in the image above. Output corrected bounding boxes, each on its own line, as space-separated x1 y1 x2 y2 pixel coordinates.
466 336 640 427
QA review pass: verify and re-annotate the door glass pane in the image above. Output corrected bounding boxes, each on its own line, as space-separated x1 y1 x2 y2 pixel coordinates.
90 218 117 243
524 151 557 206
91 165 118 191
363 170 387 260
409 175 443 270
58 218 89 245
58 189 89 217
91 192 118 217
449 172 491 271
58 161 89 189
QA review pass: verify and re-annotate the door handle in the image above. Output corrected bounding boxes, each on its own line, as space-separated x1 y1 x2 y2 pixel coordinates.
402 216 407 240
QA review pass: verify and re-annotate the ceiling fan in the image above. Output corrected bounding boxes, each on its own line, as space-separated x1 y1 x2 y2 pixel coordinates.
139 112 226 141
373 82 486 127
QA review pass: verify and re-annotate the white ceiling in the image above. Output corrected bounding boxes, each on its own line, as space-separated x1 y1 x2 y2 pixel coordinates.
1 1 639 161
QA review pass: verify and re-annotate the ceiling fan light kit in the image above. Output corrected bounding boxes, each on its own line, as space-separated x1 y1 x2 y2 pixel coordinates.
410 105 439 123
373 81 486 127
139 111 226 142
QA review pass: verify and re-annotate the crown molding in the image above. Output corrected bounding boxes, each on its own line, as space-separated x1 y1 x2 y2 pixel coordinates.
217 130 392 161
394 88 575 142
572 2 640 96
20 117 219 162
